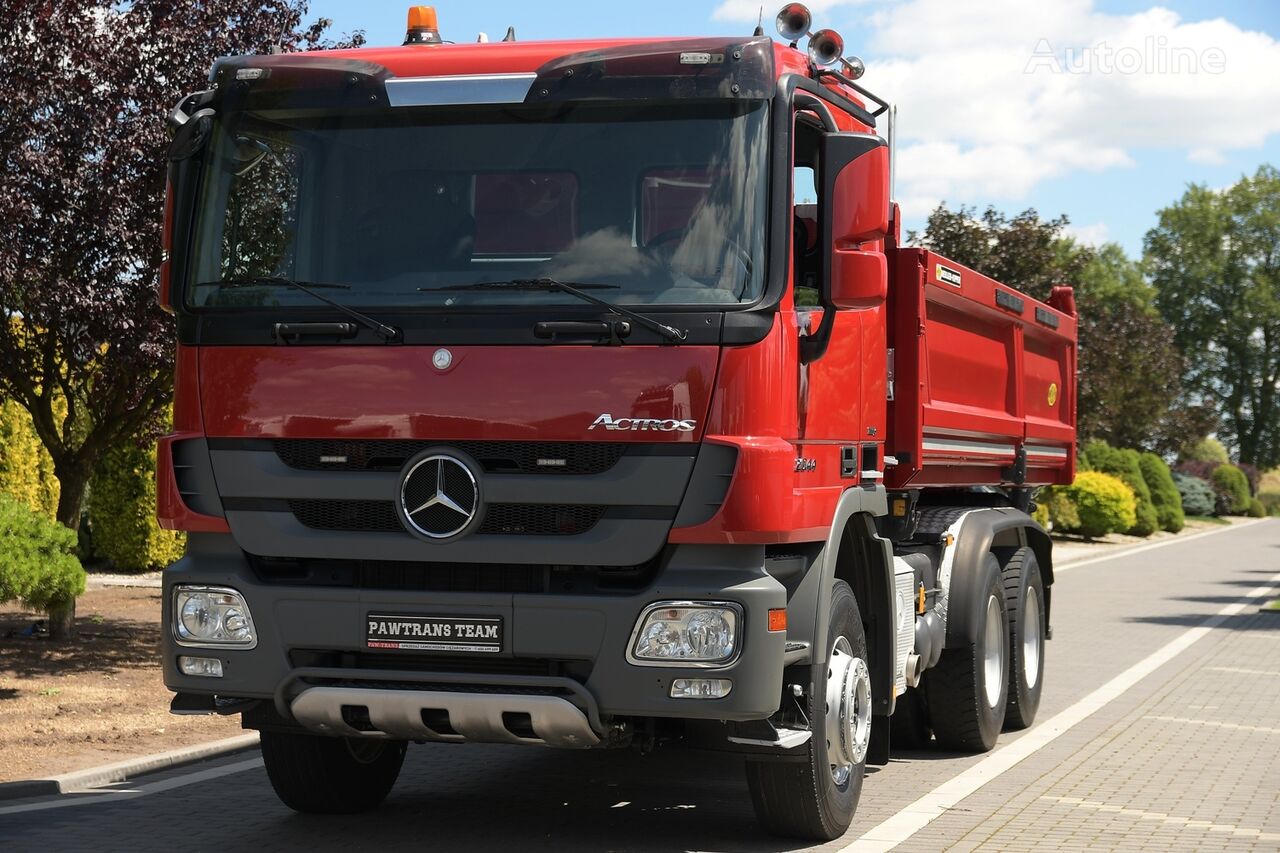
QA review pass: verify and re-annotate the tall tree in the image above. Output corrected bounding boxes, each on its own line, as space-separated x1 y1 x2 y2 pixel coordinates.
1146 166 1280 468
0 0 361 637
909 204 1093 302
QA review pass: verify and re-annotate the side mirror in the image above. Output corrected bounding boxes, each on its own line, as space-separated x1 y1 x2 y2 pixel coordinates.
800 132 889 364
821 132 889 309
167 108 215 162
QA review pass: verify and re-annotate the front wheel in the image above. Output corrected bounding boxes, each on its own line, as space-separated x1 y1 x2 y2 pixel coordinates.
261 731 406 814
746 580 869 841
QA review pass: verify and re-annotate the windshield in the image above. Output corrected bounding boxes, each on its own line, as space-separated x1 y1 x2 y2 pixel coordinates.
187 100 769 310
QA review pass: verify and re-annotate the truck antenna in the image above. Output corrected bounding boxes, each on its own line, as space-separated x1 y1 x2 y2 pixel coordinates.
753 7 765 36
502 25 516 42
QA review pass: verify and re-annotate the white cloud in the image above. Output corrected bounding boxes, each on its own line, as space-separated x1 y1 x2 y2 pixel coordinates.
750 0 1280 218
1063 221 1110 246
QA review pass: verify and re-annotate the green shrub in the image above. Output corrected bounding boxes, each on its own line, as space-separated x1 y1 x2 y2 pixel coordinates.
1056 471 1137 539
1080 441 1158 536
1258 469 1280 517
1031 497 1049 528
1138 453 1184 533
1247 497 1266 518
1210 464 1251 515
0 492 85 611
88 434 185 572
0 398 59 518
1173 473 1216 516
1180 437 1229 465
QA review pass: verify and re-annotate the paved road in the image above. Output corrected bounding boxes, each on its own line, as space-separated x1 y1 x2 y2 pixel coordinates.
3 521 1278 852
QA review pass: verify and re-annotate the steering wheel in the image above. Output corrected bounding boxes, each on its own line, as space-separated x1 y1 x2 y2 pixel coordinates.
645 225 754 278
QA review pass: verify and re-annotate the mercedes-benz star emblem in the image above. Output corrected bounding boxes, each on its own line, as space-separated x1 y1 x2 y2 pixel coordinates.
398 452 479 540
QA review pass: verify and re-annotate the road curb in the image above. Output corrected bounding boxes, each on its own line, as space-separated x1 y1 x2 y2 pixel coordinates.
0 732 260 802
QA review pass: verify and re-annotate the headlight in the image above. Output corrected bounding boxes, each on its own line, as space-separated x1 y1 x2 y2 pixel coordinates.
628 601 741 666
173 586 257 649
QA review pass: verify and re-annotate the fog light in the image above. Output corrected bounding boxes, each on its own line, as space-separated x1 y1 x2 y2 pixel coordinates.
628 601 740 665
671 678 732 699
179 655 224 678
173 586 257 649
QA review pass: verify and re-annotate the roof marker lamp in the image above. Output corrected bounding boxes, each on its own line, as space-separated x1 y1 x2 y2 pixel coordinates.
405 6 442 45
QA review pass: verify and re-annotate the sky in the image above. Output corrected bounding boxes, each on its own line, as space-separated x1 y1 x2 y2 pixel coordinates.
306 0 1280 256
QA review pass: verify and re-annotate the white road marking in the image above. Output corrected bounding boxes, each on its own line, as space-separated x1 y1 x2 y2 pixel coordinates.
842 563 1280 853
1054 518 1267 574
1039 795 1280 841
0 757 264 816
1144 715 1280 735
1205 666 1280 677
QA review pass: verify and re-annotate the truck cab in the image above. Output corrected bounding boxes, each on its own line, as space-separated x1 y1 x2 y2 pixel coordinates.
159 6 1076 839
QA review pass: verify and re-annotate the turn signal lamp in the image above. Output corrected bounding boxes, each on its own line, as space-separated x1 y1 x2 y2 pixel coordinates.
405 6 442 44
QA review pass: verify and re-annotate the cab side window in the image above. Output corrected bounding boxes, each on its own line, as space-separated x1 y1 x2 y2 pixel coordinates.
793 117 823 307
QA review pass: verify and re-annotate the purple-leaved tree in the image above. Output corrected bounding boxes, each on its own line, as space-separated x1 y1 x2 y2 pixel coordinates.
0 0 362 637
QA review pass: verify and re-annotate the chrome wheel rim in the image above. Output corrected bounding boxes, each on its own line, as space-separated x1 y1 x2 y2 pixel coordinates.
1024 586 1042 690
982 594 1004 709
825 635 872 786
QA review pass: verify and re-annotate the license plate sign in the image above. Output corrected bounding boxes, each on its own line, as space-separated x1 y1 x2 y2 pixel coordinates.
366 613 503 653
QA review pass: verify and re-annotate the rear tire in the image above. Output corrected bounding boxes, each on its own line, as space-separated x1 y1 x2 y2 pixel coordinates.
746 580 868 841
261 731 406 814
925 554 1008 752
1002 548 1046 730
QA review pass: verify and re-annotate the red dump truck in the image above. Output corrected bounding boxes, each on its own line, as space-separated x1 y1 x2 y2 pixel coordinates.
157 4 1076 839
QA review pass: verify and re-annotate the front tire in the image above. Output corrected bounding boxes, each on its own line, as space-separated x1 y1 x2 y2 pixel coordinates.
261 731 406 814
746 580 869 841
925 554 1008 752
1002 548 1046 730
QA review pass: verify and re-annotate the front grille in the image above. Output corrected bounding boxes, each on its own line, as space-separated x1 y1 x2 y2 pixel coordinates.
287 499 606 536
250 554 662 595
274 439 627 475
290 649 561 677
289 499 402 533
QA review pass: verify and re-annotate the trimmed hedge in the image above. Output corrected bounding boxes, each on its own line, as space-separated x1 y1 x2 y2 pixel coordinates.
1210 464 1251 515
0 398 59 518
1081 441 1158 536
88 434 185 572
1247 497 1266 518
1056 471 1137 539
1138 452 1184 533
0 492 85 611
1173 472 1216 516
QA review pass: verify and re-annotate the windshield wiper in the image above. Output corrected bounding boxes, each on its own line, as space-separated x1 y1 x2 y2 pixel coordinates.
435 278 687 343
197 275 401 342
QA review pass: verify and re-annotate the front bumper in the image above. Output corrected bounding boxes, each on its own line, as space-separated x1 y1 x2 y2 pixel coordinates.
163 534 789 740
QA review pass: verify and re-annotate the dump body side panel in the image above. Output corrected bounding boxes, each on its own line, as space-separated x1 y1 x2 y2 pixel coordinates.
886 249 1077 489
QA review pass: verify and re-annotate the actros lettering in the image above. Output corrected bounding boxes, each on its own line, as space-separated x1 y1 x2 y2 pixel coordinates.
588 413 697 432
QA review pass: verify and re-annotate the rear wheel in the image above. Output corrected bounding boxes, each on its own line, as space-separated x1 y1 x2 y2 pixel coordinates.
746 580 869 841
1002 548 1046 730
925 554 1008 752
261 731 406 814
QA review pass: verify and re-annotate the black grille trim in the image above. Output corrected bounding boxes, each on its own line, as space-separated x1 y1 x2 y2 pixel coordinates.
284 499 612 536
272 439 629 475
